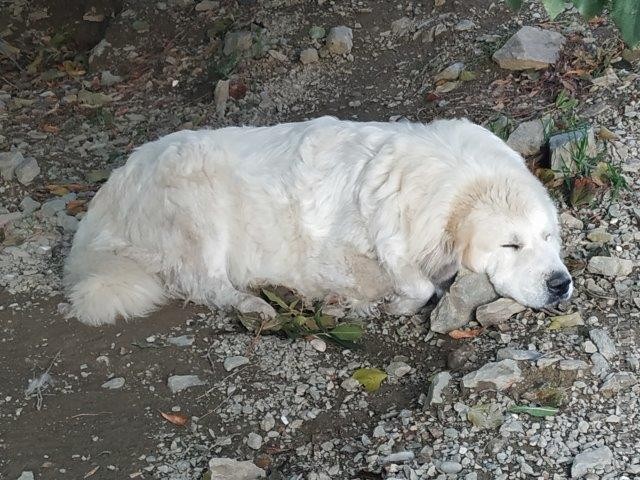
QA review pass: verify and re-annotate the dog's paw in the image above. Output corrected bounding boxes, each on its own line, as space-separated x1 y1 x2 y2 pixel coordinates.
346 299 381 318
385 296 425 316
237 295 278 319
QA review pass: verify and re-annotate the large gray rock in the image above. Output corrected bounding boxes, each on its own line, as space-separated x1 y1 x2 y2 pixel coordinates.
507 120 545 156
589 329 617 360
549 128 597 173
0 150 24 180
587 256 634 277
326 26 353 55
462 360 522 390
476 298 525 328
430 269 498 333
570 446 613 478
167 374 206 394
208 457 266 479
493 26 566 70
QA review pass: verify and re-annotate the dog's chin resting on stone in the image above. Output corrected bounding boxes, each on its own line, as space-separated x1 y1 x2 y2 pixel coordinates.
64 116 572 327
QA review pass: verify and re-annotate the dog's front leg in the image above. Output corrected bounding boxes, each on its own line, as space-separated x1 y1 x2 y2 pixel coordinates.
385 268 436 316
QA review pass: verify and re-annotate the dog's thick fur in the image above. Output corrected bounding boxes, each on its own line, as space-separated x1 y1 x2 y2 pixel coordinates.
65 116 572 326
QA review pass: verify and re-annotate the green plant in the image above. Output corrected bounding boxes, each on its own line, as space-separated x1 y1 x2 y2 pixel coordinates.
506 0 640 48
238 289 364 349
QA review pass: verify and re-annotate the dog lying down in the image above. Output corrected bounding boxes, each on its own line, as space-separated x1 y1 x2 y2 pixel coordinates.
64 116 573 326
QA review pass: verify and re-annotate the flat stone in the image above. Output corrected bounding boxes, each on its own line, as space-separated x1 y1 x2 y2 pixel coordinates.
549 128 597 173
582 340 597 354
300 48 319 64
40 198 67 217
167 374 205 394
587 228 613 243
591 353 610 378
537 355 563 368
100 70 123 87
14 156 39 185
426 371 451 405
246 432 263 450
20 196 41 214
326 26 353 55
431 269 498 333
462 360 522 390
381 451 415 464
558 359 589 371
493 26 566 70
507 120 545 156
439 461 463 474
588 256 634 277
57 212 79 232
167 335 195 347
600 372 637 393
101 377 125 389
496 348 541 361
0 150 24 180
589 329 617 360
195 0 217 11
560 212 583 230
261 413 275 432
571 446 613 478
476 298 525 328
434 62 464 82
223 355 250 372
385 361 411 378
17 472 35 480
208 457 266 479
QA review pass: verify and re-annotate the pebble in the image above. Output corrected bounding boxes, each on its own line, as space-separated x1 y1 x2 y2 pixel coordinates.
300 48 319 64
462 360 522 390
385 361 411 378
195 0 217 11
261 413 275 432
591 353 610 378
208 457 266 479
167 335 195 347
426 371 451 405
0 150 24 180
101 377 125 389
507 119 545 156
381 451 414 464
558 359 589 371
167 375 205 394
100 70 123 87
326 26 353 55
571 446 613 478
561 212 584 230
434 62 464 82
496 348 541 361
493 26 566 70
246 432 263 450
600 372 637 393
223 355 250 372
17 473 35 480
439 461 463 474
582 340 597 354
587 256 634 277
15 157 40 185
589 329 617 360
19 196 41 214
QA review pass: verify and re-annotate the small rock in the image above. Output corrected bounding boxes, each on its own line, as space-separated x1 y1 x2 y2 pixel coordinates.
496 348 541 361
247 432 263 450
195 0 217 11
15 157 40 185
427 371 451 405
434 62 464 82
476 298 525 328
560 212 583 230
385 361 411 378
78 89 112 107
57 212 79 233
167 374 205 393
439 461 463 474
223 355 250 372
435 81 460 93
299 48 319 64
373 425 386 438
627 354 639 371
381 451 415 464
309 337 326 352
493 26 566 70
0 150 24 180
17 473 35 480
588 256 634 277
341 377 360 391
587 228 613 243
261 413 275 432
167 335 195 347
309 26 326 39
591 353 610 378
589 329 617 360
214 79 229 118
507 120 545 156
223 31 253 56
582 340 597 354
549 128 597 173
132 20 150 33
571 446 613 478
326 26 353 55
391 17 415 37
431 269 497 333
208 457 266 479
20 196 41 214
454 19 475 31
462 360 522 390
558 359 589 371
101 377 125 389
600 372 637 393
537 355 563 368
100 70 123 87
40 198 67 217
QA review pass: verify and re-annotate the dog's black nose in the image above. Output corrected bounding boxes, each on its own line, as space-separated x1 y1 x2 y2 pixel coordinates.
547 271 572 296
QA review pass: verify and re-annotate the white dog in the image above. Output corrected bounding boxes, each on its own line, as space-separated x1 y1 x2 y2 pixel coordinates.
64 116 573 326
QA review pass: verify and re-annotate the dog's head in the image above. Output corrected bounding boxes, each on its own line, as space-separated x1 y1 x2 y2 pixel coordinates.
449 174 572 308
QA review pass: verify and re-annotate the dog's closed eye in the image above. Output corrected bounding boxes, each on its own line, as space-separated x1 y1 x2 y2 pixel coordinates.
501 244 522 250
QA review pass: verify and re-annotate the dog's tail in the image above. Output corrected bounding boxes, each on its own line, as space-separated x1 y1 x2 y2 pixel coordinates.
64 249 166 326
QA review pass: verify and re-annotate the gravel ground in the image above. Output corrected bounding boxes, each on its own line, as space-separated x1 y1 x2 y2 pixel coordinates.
1 1 639 479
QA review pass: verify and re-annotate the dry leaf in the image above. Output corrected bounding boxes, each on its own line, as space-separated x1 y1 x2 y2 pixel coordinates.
449 328 483 339
159 410 189 427
42 124 60 134
66 199 88 216
84 466 100 478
